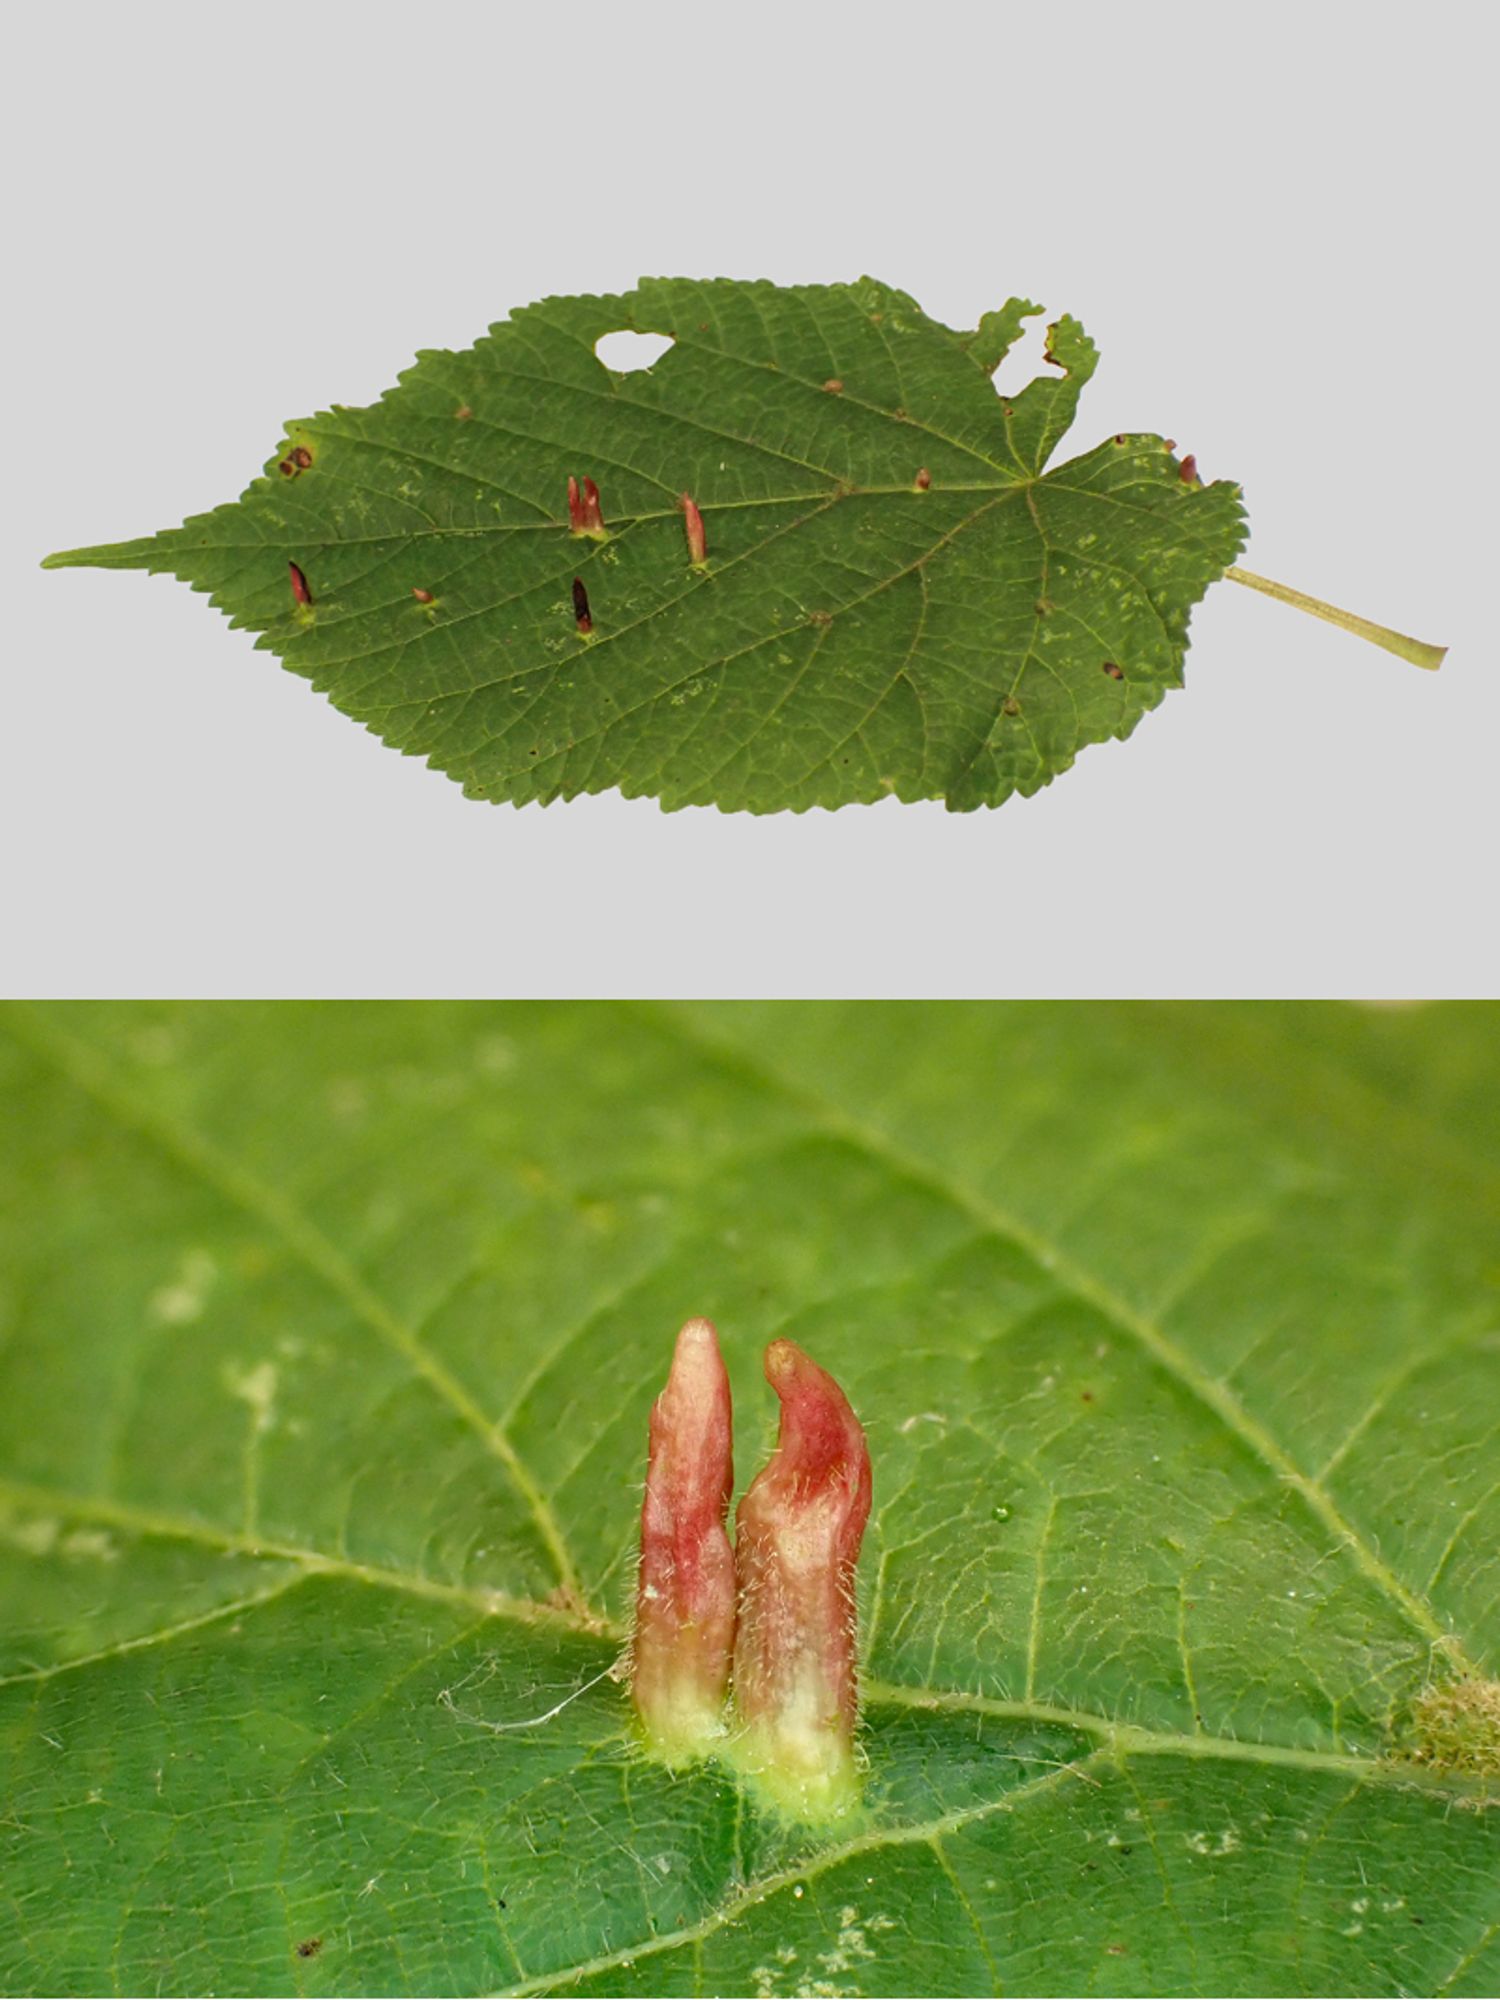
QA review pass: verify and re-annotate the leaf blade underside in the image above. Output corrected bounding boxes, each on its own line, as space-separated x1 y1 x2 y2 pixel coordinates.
2 1001 1497 1997
44 279 1246 811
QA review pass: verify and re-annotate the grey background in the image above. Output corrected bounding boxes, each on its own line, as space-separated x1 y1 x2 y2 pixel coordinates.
7 2 1495 997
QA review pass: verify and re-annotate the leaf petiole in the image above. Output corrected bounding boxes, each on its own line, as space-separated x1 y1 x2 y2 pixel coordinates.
1227 565 1446 671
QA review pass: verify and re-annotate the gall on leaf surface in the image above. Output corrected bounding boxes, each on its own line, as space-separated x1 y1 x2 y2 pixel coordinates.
2 1000 1499 1997
632 1316 735 1761
44 277 1249 812
731 1338 873 1822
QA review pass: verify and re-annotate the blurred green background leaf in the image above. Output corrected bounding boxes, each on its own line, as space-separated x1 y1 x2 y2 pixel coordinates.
1 1002 1496 1996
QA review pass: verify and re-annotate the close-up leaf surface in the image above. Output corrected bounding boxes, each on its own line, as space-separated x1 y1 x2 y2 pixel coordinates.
43 278 1254 812
2 1001 1498 1997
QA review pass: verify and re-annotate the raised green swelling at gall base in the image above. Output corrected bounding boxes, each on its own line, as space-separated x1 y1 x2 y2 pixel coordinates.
43 276 1444 813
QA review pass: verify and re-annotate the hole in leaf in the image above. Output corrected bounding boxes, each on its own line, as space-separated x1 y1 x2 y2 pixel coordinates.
988 317 1052 399
595 330 675 373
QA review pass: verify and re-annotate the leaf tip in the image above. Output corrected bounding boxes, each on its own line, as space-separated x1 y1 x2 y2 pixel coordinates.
41 540 153 573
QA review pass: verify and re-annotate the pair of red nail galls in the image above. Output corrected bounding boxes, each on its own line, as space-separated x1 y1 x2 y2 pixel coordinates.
632 1320 872 1818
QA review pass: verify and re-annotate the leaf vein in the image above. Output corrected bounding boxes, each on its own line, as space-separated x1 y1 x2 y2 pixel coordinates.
2 1009 589 1604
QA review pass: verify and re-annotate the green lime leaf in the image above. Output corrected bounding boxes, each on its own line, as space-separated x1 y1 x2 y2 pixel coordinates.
42 279 1248 812
3 1002 1497 1997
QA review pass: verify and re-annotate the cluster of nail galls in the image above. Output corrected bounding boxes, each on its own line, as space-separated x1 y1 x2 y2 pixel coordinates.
279 471 934 632
631 1319 872 1819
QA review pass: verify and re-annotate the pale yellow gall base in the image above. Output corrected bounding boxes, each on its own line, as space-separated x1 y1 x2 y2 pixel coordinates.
725 1706 863 1825
633 1687 730 1769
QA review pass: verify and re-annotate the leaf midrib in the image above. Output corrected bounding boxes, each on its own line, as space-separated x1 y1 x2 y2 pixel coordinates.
0 1462 1433 1799
5 1457 1482 1998
43 481 1035 570
0 1462 1426 1788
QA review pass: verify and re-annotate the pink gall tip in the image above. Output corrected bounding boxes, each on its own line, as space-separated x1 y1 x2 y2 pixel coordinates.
288 560 313 607
567 475 585 532
914 467 932 490
731 1340 871 1817
632 1317 735 1761
1179 453 1199 483
681 492 707 567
